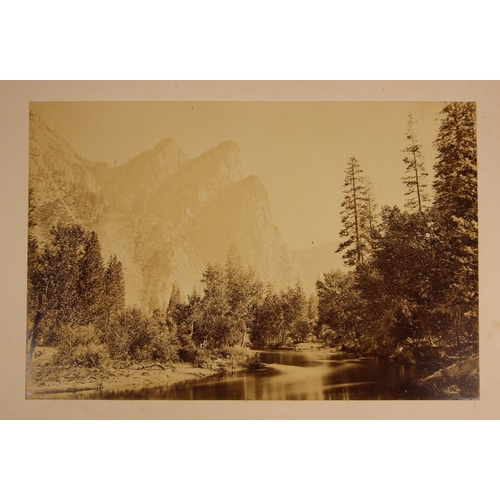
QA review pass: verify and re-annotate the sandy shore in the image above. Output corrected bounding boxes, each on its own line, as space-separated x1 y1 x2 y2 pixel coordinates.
25 347 222 398
26 363 220 398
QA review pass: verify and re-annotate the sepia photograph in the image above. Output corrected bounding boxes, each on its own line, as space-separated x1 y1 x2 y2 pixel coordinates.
25 99 479 401
3 3 500 498
2 3 499 497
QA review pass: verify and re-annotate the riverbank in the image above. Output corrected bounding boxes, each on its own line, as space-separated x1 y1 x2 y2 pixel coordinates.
26 344 479 400
417 354 479 399
25 346 244 398
279 341 341 352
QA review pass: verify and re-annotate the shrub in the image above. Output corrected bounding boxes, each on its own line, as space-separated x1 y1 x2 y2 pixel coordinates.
53 324 110 369
178 346 196 363
178 346 213 368
148 330 180 364
192 347 211 368
221 346 260 370
106 320 130 360
106 308 180 364
71 343 110 368
318 325 339 346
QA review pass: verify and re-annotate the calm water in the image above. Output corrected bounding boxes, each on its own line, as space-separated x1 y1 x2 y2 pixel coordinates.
58 350 424 400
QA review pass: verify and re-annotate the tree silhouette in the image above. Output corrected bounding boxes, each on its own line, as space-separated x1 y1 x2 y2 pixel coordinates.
336 157 374 266
402 113 429 214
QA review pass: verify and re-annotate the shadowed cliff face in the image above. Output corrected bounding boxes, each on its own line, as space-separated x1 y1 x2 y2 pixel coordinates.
29 116 302 309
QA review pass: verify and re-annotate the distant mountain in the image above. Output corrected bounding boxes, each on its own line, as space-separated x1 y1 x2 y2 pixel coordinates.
292 241 344 292
29 114 303 309
186 175 300 290
100 138 190 213
145 140 243 229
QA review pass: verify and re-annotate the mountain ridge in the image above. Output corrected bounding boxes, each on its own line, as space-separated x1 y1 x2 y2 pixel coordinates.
29 115 305 308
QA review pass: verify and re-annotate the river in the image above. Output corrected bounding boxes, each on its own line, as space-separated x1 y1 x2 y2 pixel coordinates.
62 349 424 400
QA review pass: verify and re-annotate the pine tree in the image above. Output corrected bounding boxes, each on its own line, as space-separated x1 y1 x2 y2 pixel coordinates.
432 102 478 347
336 157 374 266
365 178 379 235
402 113 429 214
167 281 181 317
41 224 87 341
433 102 477 224
77 231 106 326
104 254 126 327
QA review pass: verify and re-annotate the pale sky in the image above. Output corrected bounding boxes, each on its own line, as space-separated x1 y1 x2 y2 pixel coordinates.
31 101 444 249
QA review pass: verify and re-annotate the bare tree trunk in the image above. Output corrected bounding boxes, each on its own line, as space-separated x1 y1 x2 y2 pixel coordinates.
27 312 42 364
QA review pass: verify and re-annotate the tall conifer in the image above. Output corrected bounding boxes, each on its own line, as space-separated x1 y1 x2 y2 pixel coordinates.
336 157 374 266
402 114 429 214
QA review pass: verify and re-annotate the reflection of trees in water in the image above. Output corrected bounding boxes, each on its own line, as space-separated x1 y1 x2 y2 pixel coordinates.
60 352 421 401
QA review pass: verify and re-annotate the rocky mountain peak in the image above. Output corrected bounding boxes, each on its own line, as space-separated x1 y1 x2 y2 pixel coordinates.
100 138 189 213
188 140 242 182
29 122 303 309
145 139 244 229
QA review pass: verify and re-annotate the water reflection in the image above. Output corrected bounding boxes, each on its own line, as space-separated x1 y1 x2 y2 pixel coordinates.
57 349 422 400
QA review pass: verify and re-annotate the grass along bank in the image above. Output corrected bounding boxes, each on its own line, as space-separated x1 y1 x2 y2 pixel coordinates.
26 345 259 398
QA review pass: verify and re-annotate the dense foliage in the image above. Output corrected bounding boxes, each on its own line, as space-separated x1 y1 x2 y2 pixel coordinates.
318 103 478 365
27 225 316 371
